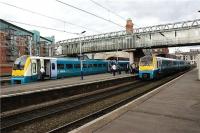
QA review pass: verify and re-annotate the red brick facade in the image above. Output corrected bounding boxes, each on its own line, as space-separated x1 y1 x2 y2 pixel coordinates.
0 31 29 76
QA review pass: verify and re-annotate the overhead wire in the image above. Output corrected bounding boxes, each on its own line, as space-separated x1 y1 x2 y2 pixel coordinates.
89 0 126 21
89 0 140 28
55 0 124 28
0 1 101 33
3 19 79 34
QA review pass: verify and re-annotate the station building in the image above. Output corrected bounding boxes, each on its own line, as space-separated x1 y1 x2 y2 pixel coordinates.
0 19 55 76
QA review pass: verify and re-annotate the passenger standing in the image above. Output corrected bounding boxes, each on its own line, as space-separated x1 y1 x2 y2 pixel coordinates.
112 64 117 76
118 65 121 74
131 63 136 74
40 66 45 80
125 64 130 74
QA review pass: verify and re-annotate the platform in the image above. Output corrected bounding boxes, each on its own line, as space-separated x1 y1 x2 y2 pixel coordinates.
71 69 200 133
0 72 134 97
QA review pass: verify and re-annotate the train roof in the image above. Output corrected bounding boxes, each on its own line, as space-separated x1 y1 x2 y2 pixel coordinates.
30 56 57 60
56 57 108 62
156 56 177 61
141 55 184 62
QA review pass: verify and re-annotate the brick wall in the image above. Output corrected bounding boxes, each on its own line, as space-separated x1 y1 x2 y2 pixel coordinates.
0 31 30 76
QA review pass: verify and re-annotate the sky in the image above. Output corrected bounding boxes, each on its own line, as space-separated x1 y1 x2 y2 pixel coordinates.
0 0 200 53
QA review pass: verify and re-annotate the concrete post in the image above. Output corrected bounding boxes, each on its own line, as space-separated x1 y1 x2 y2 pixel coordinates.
129 52 134 65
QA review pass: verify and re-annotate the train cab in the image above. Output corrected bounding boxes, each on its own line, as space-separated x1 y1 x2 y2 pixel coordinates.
139 56 159 79
11 55 57 84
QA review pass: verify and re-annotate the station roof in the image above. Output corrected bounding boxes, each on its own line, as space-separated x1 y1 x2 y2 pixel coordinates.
0 19 53 43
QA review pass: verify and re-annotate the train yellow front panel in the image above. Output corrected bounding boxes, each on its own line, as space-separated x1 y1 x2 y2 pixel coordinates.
12 70 24 76
12 57 31 77
139 66 154 71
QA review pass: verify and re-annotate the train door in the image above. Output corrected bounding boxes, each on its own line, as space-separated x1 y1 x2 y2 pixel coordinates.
51 59 57 79
44 59 51 79
31 59 38 81
36 59 41 80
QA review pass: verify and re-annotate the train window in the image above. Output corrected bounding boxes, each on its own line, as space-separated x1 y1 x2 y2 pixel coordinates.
13 55 28 70
57 64 64 69
103 64 106 67
88 64 93 68
52 63 55 70
93 64 97 67
74 64 80 68
83 64 88 68
98 64 102 67
32 63 36 73
66 64 73 69
140 56 153 66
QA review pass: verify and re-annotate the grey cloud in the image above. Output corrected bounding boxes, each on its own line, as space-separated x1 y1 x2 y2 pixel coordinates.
106 0 199 24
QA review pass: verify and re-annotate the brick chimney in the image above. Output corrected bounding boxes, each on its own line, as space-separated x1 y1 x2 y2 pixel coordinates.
126 18 134 34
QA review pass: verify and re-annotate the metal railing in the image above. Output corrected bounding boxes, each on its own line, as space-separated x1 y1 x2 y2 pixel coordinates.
57 19 200 54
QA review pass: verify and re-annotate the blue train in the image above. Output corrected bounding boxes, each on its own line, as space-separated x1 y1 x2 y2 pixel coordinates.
139 55 190 80
11 55 129 84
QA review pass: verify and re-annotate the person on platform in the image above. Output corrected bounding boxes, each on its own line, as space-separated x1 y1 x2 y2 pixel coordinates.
130 63 136 74
112 64 117 76
40 66 45 80
125 64 130 74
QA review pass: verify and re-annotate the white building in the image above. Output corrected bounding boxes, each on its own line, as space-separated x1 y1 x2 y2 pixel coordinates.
175 49 200 65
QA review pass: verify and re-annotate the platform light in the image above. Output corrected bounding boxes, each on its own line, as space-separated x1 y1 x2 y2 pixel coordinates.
79 31 86 80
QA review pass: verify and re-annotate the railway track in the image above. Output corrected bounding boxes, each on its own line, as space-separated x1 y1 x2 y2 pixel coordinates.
0 70 189 133
1 79 144 133
46 71 188 133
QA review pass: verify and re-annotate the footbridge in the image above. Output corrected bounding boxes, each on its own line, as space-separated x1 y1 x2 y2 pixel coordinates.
57 19 200 55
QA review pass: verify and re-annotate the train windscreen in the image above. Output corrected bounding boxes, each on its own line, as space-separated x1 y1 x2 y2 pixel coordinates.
13 55 28 70
140 56 153 66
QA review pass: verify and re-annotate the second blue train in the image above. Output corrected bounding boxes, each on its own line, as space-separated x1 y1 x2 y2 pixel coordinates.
139 55 190 80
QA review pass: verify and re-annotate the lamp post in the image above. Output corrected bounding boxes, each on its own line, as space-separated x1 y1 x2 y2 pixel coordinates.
117 36 119 63
79 31 86 80
27 35 32 56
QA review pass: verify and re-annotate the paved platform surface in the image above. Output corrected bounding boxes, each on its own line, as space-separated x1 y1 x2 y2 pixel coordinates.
93 69 200 133
0 72 134 97
0 77 11 81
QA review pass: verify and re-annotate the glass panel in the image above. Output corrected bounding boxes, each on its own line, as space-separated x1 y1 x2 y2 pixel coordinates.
52 63 55 70
83 64 88 68
88 64 93 68
32 63 36 73
66 64 73 69
139 56 153 66
74 64 80 68
13 55 28 70
98 64 102 67
57 64 64 69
